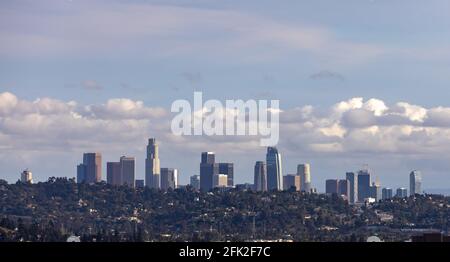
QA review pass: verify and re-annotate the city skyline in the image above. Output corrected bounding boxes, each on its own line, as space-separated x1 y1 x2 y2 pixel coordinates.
67 139 427 197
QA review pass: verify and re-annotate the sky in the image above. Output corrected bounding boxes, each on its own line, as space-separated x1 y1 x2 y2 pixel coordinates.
2 0 450 192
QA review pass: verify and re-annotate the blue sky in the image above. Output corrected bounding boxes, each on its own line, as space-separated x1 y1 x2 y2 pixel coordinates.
2 0 450 191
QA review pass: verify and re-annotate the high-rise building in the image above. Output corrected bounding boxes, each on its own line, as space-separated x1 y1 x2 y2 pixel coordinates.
190 175 200 190
135 179 145 188
410 170 422 196
145 138 160 189
346 172 358 204
326 179 339 194
106 162 121 185
200 152 218 191
77 153 102 183
218 163 234 187
283 174 301 191
382 188 393 200
161 168 178 190
266 147 283 191
254 161 267 192
369 182 381 201
213 174 228 188
120 156 135 188
20 169 32 183
297 164 311 192
396 187 408 198
338 179 350 198
357 168 371 202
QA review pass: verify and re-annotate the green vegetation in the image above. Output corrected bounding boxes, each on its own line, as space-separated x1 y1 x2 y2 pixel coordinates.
0 178 448 242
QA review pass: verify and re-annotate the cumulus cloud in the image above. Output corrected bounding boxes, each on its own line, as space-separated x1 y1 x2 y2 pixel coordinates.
4 91 450 182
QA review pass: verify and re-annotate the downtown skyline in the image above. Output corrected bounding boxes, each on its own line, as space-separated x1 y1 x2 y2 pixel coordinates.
3 1 450 193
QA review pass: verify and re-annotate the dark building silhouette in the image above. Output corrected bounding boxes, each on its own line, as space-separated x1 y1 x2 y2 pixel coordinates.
284 174 301 191
145 138 160 189
326 179 339 194
254 161 267 192
338 179 350 198
266 147 283 191
346 172 358 203
161 168 178 190
107 162 121 185
218 163 234 187
200 152 218 192
77 153 102 183
357 169 371 201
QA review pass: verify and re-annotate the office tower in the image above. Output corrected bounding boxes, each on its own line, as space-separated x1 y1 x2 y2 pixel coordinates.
297 164 311 192
410 170 422 196
254 161 267 192
382 188 393 200
326 179 339 194
357 168 371 202
135 179 145 188
20 169 32 183
213 174 228 188
120 156 135 188
145 138 160 189
161 168 178 190
283 174 301 191
200 152 218 191
106 162 121 185
77 153 102 183
190 175 200 190
346 172 358 204
396 187 408 198
338 179 350 198
369 182 381 201
266 147 283 191
218 163 234 187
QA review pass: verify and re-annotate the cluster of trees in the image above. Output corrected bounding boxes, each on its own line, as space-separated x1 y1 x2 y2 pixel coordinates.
0 178 448 242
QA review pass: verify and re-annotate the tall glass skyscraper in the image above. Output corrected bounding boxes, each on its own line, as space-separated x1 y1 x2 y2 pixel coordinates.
346 172 358 204
145 138 160 189
266 147 283 191
200 152 218 192
357 168 371 201
297 163 311 192
254 161 267 192
77 152 102 183
409 170 422 196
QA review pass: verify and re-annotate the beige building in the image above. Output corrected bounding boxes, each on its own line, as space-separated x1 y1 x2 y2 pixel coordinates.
21 169 33 183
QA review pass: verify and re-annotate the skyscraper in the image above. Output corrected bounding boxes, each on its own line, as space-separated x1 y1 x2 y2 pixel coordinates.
161 168 178 190
338 179 350 198
200 152 218 191
357 168 371 202
254 161 267 192
346 172 358 204
410 170 422 196
20 169 32 183
120 156 135 188
218 163 234 187
382 188 393 200
369 182 381 201
213 174 228 188
297 164 311 192
77 153 102 183
283 174 301 191
106 162 121 185
326 179 339 194
266 147 283 191
396 187 408 198
190 175 200 190
145 138 160 189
